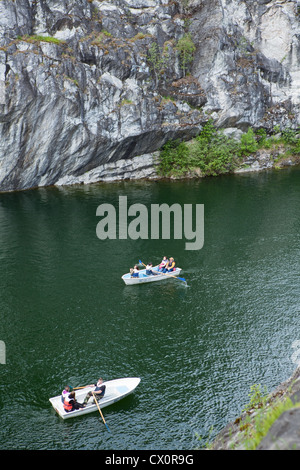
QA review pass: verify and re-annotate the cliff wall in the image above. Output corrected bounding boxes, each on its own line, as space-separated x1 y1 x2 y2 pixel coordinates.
211 366 300 450
0 0 300 191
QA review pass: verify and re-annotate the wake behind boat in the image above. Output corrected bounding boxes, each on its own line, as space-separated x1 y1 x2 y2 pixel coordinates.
122 266 183 285
49 377 141 419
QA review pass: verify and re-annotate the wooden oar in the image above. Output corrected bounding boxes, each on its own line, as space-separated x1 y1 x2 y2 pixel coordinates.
139 259 186 283
162 272 187 283
93 392 110 432
138 260 159 269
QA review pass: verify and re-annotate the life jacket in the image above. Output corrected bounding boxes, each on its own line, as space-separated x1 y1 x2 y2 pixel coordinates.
63 397 72 412
168 259 175 270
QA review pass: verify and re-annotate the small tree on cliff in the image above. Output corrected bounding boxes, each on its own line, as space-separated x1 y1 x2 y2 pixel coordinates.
147 42 167 87
176 33 196 77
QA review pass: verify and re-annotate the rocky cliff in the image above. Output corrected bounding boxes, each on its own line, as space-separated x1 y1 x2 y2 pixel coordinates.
210 366 300 450
0 0 300 191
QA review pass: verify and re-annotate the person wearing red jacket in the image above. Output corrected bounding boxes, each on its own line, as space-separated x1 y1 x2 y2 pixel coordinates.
63 391 85 412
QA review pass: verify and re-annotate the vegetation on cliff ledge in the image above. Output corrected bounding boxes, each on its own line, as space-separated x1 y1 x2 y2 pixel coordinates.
206 379 300 450
158 121 300 178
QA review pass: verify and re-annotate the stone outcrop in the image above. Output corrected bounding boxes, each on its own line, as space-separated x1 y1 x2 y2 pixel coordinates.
190 0 300 130
0 0 300 191
211 366 300 450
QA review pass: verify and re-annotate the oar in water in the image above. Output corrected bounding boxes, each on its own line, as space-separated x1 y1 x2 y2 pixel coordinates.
138 259 187 283
162 271 187 283
93 392 110 433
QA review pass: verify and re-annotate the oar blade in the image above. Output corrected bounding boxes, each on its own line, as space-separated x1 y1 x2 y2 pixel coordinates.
93 392 111 433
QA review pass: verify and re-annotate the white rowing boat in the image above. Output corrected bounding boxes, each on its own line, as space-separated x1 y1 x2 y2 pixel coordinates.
122 267 183 285
49 377 141 420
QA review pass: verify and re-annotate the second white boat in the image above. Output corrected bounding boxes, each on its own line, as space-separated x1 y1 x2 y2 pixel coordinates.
122 267 183 285
49 377 141 419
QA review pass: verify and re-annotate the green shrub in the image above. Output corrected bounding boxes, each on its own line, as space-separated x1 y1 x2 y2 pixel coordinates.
196 118 216 143
20 34 64 45
244 397 298 450
158 139 190 177
158 122 300 179
158 120 242 177
147 42 168 87
255 128 267 147
281 128 298 145
289 138 300 155
242 384 268 413
176 33 196 76
191 130 241 176
240 128 258 155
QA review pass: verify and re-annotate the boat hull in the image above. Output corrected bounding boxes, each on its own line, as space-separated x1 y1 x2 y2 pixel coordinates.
122 267 182 285
49 377 141 419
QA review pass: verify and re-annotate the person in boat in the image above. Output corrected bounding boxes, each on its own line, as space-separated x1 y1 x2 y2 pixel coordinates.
63 391 85 412
61 385 72 404
130 265 139 278
146 262 159 275
83 377 106 404
158 256 168 272
162 257 176 273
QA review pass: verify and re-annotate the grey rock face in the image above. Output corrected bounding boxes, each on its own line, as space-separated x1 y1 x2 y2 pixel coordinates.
190 0 300 129
256 408 300 450
210 366 300 450
0 0 300 191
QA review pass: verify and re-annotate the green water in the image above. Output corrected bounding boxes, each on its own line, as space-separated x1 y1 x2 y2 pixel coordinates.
0 168 299 450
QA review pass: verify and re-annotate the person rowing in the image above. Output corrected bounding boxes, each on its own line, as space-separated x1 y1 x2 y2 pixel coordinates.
83 377 106 404
146 262 159 275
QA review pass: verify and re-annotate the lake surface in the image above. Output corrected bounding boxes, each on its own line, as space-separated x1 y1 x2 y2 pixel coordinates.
0 167 299 450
